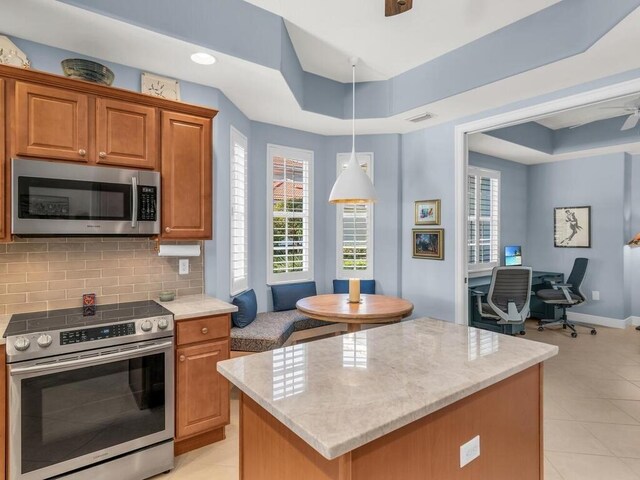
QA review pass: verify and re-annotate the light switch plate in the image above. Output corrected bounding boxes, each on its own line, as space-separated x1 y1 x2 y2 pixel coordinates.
179 259 189 275
460 435 480 468
592 291 600 301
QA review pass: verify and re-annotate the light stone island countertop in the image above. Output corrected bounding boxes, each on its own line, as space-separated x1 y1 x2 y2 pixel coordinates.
217 317 558 460
157 294 237 320
0 315 10 345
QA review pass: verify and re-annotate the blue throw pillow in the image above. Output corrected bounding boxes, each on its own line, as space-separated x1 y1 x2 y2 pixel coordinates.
271 281 317 312
231 289 257 328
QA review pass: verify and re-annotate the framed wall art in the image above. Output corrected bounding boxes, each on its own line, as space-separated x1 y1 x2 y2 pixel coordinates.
554 206 591 248
414 199 441 225
412 228 444 260
141 72 180 100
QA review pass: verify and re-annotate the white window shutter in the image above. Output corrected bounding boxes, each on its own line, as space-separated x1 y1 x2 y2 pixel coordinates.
468 166 500 271
230 127 248 295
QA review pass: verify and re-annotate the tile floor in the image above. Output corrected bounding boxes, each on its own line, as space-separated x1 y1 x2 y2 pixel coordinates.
157 321 640 480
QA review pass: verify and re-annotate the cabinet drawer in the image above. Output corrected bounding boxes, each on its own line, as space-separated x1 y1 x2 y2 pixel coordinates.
176 315 229 346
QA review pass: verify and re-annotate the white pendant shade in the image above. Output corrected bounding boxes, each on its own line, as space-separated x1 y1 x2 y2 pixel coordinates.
329 151 377 203
329 58 378 204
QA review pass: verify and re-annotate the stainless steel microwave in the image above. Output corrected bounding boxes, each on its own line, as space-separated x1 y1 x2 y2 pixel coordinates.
12 158 160 236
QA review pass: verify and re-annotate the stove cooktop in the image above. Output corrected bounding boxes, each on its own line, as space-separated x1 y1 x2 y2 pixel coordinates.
4 300 173 337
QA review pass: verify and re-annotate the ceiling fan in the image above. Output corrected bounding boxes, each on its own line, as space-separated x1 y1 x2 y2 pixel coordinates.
568 100 640 131
385 0 413 17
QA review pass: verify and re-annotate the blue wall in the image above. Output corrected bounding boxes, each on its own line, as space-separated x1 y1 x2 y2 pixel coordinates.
468 153 529 264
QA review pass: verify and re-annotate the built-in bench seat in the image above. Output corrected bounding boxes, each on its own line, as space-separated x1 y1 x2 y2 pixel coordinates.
229 282 347 356
230 310 340 353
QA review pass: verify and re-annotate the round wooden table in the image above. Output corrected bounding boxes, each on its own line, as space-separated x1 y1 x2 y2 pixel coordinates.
296 294 414 333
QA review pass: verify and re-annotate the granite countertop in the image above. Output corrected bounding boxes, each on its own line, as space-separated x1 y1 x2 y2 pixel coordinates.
157 294 237 320
217 318 558 460
0 315 10 346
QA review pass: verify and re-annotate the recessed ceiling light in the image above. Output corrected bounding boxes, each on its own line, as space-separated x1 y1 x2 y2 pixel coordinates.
190 52 216 65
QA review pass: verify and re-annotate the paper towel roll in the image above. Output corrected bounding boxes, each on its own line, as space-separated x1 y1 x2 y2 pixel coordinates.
157 244 201 257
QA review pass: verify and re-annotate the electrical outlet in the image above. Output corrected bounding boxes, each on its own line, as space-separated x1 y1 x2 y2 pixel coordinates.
592 291 600 301
179 259 189 275
460 435 480 468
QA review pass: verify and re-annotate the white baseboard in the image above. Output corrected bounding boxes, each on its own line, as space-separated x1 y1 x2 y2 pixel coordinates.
628 316 640 327
566 312 629 329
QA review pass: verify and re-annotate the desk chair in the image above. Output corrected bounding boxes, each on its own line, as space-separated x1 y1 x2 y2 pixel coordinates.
471 267 532 336
536 258 596 338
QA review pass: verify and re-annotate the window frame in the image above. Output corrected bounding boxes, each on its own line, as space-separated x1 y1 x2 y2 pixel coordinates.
230 126 249 296
266 144 314 285
335 152 374 280
467 165 501 273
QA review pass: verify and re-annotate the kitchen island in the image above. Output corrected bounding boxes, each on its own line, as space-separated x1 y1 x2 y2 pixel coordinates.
217 318 557 480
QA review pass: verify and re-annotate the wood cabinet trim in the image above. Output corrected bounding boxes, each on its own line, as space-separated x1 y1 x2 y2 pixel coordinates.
0 64 217 119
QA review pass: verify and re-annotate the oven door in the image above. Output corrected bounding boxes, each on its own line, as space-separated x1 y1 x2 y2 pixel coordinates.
8 340 174 480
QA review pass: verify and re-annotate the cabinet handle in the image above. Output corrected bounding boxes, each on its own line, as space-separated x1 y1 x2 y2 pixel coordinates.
179 355 185 362
99 151 107 158
201 327 209 335
78 149 86 156
165 227 172 233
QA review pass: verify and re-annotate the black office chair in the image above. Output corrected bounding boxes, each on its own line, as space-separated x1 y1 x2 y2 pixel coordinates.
536 258 596 338
471 267 532 336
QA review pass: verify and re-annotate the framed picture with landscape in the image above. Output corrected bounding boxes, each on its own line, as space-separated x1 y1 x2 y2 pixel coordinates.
415 199 441 225
554 206 591 248
412 228 444 260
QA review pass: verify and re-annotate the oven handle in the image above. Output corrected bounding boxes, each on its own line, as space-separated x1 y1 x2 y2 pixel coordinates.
131 176 138 228
9 340 173 376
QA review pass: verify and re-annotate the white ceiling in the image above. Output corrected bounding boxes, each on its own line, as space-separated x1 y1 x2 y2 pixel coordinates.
2 0 640 136
469 132 640 165
535 94 640 130
246 0 561 82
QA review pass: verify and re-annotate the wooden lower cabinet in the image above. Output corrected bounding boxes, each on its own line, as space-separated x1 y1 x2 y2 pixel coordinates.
175 315 230 455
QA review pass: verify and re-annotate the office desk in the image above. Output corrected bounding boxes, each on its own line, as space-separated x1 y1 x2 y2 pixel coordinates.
468 270 564 331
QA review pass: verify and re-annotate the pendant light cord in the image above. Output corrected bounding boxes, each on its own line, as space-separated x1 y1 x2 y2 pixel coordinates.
352 62 356 153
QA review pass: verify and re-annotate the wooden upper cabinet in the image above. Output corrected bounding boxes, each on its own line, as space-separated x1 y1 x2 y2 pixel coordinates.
14 82 90 162
176 339 230 439
161 111 212 239
96 98 158 169
0 78 5 241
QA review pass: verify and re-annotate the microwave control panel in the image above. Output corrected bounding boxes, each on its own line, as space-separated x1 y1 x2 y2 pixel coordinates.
138 185 157 221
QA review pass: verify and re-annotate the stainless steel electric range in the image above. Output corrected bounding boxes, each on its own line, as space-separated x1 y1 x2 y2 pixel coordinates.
4 300 175 480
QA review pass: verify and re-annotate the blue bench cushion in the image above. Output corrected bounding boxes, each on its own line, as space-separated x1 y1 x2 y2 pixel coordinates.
270 281 317 312
333 279 376 295
231 289 257 328
230 310 330 352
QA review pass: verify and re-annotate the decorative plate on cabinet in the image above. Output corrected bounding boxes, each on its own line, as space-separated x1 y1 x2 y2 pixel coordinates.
0 35 30 68
141 72 180 101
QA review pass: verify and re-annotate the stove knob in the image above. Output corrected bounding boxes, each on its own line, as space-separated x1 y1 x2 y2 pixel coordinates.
37 334 53 348
157 318 169 330
140 320 153 332
14 337 30 352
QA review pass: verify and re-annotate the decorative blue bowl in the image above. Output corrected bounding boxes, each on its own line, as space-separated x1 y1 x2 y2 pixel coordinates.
61 58 115 86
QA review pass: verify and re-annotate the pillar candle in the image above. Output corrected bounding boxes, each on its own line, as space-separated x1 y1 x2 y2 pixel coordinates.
349 278 361 303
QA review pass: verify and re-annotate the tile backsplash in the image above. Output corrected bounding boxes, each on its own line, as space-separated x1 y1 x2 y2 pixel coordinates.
0 237 204 315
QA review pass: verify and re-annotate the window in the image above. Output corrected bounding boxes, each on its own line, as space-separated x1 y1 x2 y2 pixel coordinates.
267 145 313 284
467 166 500 271
230 127 249 295
336 152 374 279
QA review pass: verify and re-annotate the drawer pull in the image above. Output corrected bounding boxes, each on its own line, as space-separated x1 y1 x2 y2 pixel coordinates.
179 355 185 362
99 151 107 158
201 327 208 335
78 149 86 156
165 227 172 233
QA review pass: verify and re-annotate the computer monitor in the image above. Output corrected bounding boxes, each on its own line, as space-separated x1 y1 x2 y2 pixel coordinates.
505 246 522 266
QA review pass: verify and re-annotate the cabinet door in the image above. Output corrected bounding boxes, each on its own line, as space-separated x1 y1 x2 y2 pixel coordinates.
14 82 90 162
96 98 158 169
0 78 5 241
161 112 212 239
176 339 230 439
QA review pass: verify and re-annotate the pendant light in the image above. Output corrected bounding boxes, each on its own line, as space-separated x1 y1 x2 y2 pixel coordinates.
329 58 377 204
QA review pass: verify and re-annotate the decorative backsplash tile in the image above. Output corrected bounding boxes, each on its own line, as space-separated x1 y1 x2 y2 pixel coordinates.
0 238 204 315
